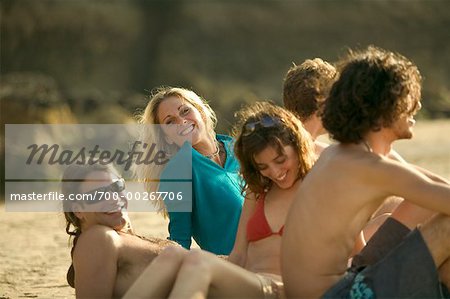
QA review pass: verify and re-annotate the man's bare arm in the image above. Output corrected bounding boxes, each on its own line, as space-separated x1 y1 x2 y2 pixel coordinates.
373 158 450 217
412 164 449 185
386 149 448 229
389 149 449 184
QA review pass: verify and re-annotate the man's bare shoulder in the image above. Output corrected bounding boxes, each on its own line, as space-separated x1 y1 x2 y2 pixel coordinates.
316 144 381 170
72 225 123 276
321 144 431 188
75 225 122 254
79 224 120 238
311 144 412 193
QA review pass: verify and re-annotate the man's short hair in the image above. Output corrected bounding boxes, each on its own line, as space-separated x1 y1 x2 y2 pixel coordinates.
283 58 337 122
322 46 422 143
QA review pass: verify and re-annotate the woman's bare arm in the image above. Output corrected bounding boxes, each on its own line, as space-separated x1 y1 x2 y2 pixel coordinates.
227 192 258 267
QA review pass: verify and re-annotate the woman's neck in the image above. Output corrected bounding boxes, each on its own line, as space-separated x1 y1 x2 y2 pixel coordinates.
194 136 218 156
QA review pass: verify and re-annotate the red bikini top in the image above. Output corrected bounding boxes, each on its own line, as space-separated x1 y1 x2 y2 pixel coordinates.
246 193 284 242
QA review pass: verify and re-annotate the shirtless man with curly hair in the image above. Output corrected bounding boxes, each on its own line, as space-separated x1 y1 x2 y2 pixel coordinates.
282 46 450 298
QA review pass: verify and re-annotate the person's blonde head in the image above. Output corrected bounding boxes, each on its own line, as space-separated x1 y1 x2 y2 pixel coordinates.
136 87 217 213
139 86 217 146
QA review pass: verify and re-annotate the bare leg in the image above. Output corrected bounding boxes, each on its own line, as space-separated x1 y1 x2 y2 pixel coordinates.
391 200 436 230
363 213 390 243
123 246 188 299
439 258 450 290
419 214 450 290
372 196 402 219
169 249 264 299
362 197 403 243
168 249 211 299
363 198 435 245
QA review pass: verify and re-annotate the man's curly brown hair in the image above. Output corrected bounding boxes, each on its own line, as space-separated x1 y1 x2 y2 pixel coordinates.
283 58 338 122
322 46 422 143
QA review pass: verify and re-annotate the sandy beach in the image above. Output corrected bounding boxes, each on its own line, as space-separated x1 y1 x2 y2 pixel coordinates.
0 207 169 298
1 120 449 298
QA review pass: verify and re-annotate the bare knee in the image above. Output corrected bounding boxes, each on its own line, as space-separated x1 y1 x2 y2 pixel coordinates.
439 258 450 289
180 249 213 281
183 249 210 269
373 196 402 218
157 245 188 264
422 214 450 238
419 214 450 266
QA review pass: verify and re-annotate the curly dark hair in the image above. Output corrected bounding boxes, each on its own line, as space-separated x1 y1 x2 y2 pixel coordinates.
232 102 316 195
283 58 338 122
322 46 422 143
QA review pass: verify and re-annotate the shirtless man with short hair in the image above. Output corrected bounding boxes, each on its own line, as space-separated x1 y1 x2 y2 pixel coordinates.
283 58 337 155
282 46 450 298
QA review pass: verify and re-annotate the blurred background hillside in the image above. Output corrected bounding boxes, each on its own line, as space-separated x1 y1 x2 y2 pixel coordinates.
1 0 450 193
2 0 450 126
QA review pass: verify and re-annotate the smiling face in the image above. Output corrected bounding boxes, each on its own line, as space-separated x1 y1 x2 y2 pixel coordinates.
75 171 128 232
390 98 422 141
253 144 300 190
157 96 209 148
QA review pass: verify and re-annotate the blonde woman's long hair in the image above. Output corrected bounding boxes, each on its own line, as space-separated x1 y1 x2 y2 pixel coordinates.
135 86 217 213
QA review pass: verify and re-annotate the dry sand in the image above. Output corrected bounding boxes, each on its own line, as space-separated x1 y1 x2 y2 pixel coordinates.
0 209 169 298
1 120 449 298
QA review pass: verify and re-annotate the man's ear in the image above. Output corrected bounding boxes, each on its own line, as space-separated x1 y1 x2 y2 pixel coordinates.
73 204 85 221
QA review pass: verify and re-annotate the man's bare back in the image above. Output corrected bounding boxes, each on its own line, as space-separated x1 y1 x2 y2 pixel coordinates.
283 139 450 298
282 144 392 297
282 46 450 299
